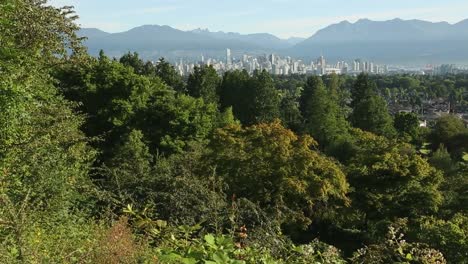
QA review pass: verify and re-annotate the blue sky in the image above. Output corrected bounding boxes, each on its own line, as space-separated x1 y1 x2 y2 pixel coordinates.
49 0 468 38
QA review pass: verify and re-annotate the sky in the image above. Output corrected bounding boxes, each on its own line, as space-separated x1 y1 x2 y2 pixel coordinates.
49 0 468 39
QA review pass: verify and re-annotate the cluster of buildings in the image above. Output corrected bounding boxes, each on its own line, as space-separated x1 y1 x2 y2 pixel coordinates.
173 49 388 76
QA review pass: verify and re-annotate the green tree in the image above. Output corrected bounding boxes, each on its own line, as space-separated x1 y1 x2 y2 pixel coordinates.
394 112 421 142
0 1 96 261
155 57 185 92
187 65 221 105
430 115 468 158
104 130 153 202
346 129 443 228
249 70 281 124
142 91 219 154
218 70 252 123
350 74 396 137
300 76 350 148
56 52 162 158
412 214 467 263
219 70 280 125
119 51 149 75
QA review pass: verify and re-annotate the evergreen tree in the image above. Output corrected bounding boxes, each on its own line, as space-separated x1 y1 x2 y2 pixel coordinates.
249 70 281 124
187 65 221 105
119 52 147 75
218 70 251 123
350 74 396 137
300 76 349 148
155 57 185 92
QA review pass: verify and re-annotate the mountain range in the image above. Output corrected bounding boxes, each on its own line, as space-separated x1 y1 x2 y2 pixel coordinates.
79 18 468 64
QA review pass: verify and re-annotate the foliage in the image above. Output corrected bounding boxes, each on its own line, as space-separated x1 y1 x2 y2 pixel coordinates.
187 65 221 105
300 76 350 149
350 74 396 137
345 129 443 231
430 115 468 159
394 112 421 143
411 214 468 263
207 120 349 227
351 221 446 264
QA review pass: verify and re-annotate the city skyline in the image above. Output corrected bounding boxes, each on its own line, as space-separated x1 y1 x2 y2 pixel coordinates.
172 50 465 77
49 0 468 38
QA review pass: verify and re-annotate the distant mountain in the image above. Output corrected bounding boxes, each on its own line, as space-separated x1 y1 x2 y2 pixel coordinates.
285 37 306 46
290 18 468 64
79 25 281 60
190 29 296 50
78 18 468 64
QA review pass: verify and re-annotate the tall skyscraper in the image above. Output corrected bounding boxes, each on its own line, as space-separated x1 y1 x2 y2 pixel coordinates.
269 53 275 65
317 55 326 75
226 48 232 65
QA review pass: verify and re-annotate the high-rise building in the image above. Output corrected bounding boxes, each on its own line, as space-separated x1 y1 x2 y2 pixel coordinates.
317 55 326 75
226 48 232 65
269 53 275 65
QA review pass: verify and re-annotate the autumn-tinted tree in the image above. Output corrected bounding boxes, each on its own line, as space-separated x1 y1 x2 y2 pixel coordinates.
207 120 349 227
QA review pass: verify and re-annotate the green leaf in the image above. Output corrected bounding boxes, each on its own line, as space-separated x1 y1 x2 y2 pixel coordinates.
204 234 216 246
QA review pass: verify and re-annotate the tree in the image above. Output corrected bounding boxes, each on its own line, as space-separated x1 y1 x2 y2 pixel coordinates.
350 74 396 137
187 65 220 105
0 1 96 261
429 145 457 176
119 52 149 75
430 115 468 158
394 112 420 142
142 91 219 154
218 70 252 123
411 214 467 263
155 58 185 92
207 120 349 227
249 70 281 124
218 70 280 125
0 0 94 213
104 130 153 202
346 129 443 228
56 52 163 158
300 76 350 148
279 88 303 131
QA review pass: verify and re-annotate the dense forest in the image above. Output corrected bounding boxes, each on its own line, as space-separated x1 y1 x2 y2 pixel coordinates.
1 1 467 263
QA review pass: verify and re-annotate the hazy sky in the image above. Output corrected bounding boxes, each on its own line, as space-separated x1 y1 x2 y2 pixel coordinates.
49 0 468 38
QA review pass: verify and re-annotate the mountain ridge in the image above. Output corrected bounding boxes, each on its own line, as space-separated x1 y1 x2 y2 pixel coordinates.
78 18 468 64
